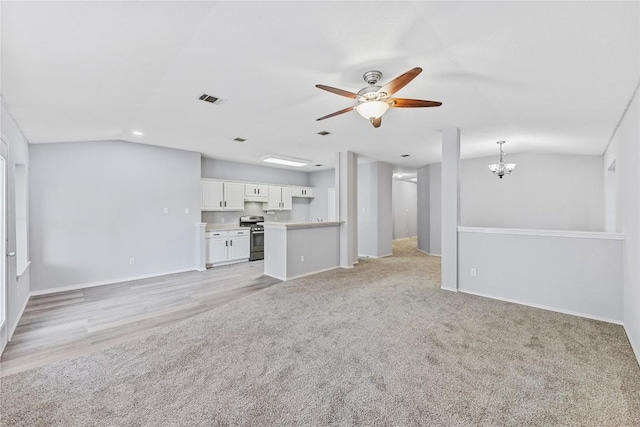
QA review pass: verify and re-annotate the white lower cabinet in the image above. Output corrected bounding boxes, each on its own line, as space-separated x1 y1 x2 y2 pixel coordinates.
205 229 250 265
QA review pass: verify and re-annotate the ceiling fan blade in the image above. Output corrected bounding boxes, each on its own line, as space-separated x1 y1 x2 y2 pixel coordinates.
316 105 355 121
371 117 382 128
378 67 422 97
315 84 358 99
388 98 442 108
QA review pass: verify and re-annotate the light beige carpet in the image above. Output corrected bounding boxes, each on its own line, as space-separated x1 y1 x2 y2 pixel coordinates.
1 238 639 426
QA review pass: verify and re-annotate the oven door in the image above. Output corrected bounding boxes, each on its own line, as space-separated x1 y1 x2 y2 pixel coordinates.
250 230 265 260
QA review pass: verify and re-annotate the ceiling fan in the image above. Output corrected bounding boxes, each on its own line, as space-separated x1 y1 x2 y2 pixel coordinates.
315 67 442 128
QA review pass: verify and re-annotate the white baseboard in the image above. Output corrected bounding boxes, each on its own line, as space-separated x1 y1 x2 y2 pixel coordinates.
440 286 458 293
8 293 30 341
459 288 624 325
416 248 441 257
358 253 393 259
624 324 640 367
29 268 197 297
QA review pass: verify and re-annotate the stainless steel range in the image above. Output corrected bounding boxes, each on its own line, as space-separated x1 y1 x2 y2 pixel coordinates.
239 216 264 261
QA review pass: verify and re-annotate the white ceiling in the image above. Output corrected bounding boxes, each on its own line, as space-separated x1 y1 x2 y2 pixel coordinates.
2 1 638 171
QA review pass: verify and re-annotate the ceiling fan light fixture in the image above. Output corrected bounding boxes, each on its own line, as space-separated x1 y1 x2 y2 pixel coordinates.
355 100 389 120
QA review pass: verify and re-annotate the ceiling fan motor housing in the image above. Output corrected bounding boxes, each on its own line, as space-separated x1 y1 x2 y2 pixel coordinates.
363 70 382 85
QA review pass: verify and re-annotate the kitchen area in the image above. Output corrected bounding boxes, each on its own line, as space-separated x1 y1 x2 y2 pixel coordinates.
198 168 343 280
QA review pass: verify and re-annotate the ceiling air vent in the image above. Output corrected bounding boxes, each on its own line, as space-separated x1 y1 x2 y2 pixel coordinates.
233 137 246 143
199 93 227 105
317 131 330 136
400 154 410 158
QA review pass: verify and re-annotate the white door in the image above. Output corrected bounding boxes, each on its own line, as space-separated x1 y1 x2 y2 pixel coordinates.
223 182 245 210
0 141 6 342
267 186 282 210
202 180 223 210
280 186 293 210
208 238 228 264
228 236 250 260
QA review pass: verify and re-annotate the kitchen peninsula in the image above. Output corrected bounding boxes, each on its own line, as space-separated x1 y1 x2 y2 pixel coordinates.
263 221 343 281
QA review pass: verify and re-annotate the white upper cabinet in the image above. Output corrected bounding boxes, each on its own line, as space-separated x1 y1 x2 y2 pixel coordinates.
245 183 269 201
201 179 245 211
267 185 292 211
292 186 315 198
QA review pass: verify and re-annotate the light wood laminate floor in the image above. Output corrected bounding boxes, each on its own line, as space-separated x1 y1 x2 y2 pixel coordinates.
0 261 279 377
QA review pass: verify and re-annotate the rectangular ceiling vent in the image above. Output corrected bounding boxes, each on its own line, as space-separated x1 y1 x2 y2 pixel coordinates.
199 93 227 105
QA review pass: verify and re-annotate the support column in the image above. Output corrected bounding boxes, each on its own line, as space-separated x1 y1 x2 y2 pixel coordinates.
441 127 460 291
336 151 357 268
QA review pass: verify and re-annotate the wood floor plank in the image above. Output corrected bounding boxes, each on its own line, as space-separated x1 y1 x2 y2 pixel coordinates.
0 261 279 377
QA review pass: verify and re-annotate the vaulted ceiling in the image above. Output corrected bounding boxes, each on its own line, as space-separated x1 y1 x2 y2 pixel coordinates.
2 1 638 171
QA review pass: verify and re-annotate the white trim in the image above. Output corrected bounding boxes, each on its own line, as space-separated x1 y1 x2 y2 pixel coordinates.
16 260 30 280
265 265 340 282
624 324 640 366
29 268 197 297
358 253 392 259
440 286 458 293
457 226 624 241
459 288 623 325
263 221 343 229
207 259 248 268
8 292 29 340
0 323 7 355
416 248 441 257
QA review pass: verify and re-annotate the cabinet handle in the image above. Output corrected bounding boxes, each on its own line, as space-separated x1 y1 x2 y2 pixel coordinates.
254 188 256 194
230 240 233 246
225 240 228 247
224 201 227 207
219 201 222 207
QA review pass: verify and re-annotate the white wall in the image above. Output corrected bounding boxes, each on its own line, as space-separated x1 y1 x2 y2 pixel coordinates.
429 163 442 255
358 162 392 258
0 100 31 347
201 157 311 225
30 140 201 292
458 228 623 323
392 180 417 239
309 168 335 222
417 163 442 256
461 153 604 231
604 81 640 364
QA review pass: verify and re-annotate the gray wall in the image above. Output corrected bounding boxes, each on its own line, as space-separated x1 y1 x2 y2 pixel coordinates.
417 166 430 253
0 100 31 346
309 169 335 222
358 162 392 257
30 140 201 292
460 153 604 231
429 163 442 255
201 157 311 225
392 180 417 239
604 83 639 364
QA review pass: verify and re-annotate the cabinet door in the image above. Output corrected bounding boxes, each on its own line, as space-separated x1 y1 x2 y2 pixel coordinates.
291 187 304 197
202 180 223 210
207 238 228 264
281 186 293 210
228 235 250 260
267 186 282 210
245 184 258 197
256 185 269 197
303 187 315 198
223 182 245 210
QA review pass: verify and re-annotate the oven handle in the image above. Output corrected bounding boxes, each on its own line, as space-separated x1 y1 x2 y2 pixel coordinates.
252 230 264 235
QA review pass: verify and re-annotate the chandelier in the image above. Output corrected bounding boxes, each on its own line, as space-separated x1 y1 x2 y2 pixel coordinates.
488 141 517 179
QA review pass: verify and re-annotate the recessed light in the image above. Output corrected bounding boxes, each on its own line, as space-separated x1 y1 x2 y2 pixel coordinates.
233 137 247 143
132 130 143 136
400 154 410 158
260 154 310 168
317 131 330 136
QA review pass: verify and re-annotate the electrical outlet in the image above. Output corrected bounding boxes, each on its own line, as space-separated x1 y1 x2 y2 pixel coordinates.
163 208 169 214
221 218 225 223
184 208 190 214
471 268 477 277
268 255 271 261
301 255 305 262
129 258 135 265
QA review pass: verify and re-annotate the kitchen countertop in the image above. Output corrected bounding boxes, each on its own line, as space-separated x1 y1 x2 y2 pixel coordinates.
263 221 343 229
205 224 246 231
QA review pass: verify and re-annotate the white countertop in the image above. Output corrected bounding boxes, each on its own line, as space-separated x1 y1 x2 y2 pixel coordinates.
205 224 245 231
263 221 343 229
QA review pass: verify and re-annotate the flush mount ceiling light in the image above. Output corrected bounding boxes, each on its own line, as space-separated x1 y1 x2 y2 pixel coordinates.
260 154 310 168
488 141 517 179
132 130 143 136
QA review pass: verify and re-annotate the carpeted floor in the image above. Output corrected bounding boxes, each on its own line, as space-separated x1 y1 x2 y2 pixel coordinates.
1 238 639 426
